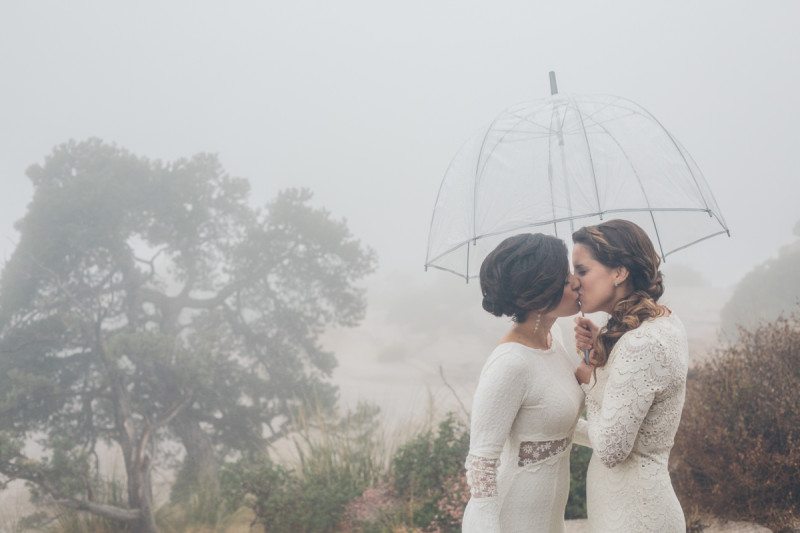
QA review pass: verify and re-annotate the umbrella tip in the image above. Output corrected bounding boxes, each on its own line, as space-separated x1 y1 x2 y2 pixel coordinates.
549 71 558 95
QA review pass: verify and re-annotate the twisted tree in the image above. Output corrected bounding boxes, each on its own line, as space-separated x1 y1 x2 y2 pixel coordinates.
0 139 375 531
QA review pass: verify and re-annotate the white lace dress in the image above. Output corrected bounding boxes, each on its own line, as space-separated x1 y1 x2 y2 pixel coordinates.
463 325 584 533
573 314 689 532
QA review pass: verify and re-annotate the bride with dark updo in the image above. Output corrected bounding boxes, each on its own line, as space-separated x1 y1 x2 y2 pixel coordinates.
462 233 584 533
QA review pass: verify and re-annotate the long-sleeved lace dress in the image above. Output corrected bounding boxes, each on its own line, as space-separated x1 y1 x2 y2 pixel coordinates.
462 325 584 533
573 314 689 532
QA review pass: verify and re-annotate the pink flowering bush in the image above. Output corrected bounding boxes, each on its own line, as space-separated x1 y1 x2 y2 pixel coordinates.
428 473 470 531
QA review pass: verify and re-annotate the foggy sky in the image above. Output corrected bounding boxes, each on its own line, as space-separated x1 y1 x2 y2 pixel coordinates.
2 1 799 289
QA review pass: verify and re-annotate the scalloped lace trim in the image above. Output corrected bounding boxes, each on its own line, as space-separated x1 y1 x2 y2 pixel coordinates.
464 454 500 498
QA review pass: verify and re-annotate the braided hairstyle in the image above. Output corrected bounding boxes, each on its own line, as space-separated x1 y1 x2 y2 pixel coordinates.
572 220 666 367
479 233 569 322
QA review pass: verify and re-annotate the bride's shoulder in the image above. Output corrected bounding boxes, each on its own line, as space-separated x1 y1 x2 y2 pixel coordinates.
613 314 687 362
483 343 530 371
634 311 684 335
614 312 677 345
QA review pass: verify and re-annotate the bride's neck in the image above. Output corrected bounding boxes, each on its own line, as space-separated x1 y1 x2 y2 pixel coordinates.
511 313 556 348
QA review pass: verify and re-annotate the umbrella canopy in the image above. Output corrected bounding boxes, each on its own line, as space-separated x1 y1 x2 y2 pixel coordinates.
425 76 729 281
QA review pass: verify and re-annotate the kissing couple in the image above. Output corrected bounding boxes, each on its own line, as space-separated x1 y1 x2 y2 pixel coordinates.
462 219 688 533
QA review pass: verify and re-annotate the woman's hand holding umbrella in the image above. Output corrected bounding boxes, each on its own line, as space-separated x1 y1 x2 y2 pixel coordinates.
574 316 599 384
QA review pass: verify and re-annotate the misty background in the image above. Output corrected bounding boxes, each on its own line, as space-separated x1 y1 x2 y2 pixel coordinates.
1 1 798 440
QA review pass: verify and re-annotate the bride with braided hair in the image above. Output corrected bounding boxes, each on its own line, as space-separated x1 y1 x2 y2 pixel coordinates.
571 219 689 532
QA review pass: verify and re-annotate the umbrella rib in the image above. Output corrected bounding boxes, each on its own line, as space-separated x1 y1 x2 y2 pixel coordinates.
569 97 603 218
465 240 470 283
504 112 559 134
424 135 475 266
472 113 507 250
425 263 472 279
561 96 619 131
547 105 559 237
427 240 473 266
469 100 543 251
474 112 542 231
553 101 576 234
492 130 553 138
564 101 657 132
559 103 569 132
562 111 639 136
582 113 667 259
468 208 712 243
591 111 639 127
663 230 730 258
671 136 730 232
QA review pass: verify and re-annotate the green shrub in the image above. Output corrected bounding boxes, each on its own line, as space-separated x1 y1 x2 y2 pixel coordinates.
565 444 591 519
390 413 469 530
220 402 385 533
221 455 362 533
388 412 592 528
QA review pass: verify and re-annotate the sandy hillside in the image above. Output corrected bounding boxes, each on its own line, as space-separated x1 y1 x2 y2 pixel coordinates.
327 273 732 424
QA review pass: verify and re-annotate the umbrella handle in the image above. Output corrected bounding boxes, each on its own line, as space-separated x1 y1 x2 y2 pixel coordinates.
579 309 592 365
549 71 559 95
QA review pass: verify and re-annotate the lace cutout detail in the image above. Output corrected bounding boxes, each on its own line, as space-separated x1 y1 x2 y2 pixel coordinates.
517 436 571 467
464 454 500 498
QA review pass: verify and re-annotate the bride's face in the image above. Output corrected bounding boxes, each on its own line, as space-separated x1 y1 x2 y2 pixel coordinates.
572 243 617 314
549 272 581 317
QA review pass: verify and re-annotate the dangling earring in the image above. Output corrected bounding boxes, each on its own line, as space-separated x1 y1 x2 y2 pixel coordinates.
531 312 542 336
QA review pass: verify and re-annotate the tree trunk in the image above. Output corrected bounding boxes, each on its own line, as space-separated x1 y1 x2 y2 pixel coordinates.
172 413 220 502
121 447 158 533
136 460 158 533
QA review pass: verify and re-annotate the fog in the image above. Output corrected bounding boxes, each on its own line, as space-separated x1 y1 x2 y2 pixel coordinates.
4 1 800 274
1 0 799 436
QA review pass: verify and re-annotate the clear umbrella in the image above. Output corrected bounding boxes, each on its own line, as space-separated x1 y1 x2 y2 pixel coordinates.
425 72 729 282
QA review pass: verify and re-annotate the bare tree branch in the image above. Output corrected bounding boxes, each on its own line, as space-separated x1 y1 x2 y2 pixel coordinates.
52 499 140 522
0 461 140 523
133 247 167 282
438 364 470 421
136 394 192 468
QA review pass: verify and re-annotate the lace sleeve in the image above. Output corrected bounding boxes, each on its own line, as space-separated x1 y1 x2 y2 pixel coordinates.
464 454 500 498
462 349 530 532
589 330 669 468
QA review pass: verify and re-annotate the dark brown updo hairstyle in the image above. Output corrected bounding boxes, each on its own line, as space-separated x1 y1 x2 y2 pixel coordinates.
572 219 666 367
479 233 569 322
